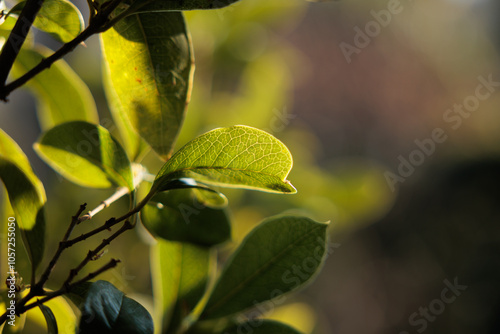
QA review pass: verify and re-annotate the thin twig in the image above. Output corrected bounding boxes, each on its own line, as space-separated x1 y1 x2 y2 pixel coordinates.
20 259 120 313
0 0 45 87
34 204 87 292
62 220 133 288
78 165 146 222
78 187 129 223
0 0 124 101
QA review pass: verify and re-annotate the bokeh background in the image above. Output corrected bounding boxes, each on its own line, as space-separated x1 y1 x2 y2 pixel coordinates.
1 0 500 333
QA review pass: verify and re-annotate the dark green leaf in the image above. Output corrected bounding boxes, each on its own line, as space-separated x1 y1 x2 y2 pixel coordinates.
141 188 230 246
158 177 228 207
222 320 302 334
122 0 242 17
78 280 154 334
152 126 296 194
101 11 194 160
151 240 211 333
34 121 134 190
0 129 45 272
12 46 98 130
39 304 58 334
201 216 328 320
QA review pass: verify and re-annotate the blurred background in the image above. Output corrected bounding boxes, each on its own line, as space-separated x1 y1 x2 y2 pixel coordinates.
1 0 500 333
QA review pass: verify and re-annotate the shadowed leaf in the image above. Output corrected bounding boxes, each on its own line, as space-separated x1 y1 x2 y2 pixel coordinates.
201 216 328 320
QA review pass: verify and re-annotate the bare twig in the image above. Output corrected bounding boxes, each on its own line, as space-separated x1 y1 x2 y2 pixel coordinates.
0 0 124 101
0 0 45 87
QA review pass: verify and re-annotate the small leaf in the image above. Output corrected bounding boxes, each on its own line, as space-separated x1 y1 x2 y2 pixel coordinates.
28 296 77 334
159 177 228 207
0 129 45 271
151 240 211 333
122 0 242 16
38 304 58 334
141 188 231 247
34 121 134 190
34 0 83 43
201 216 328 320
101 11 194 159
152 126 296 195
78 280 154 334
12 46 98 130
222 320 302 334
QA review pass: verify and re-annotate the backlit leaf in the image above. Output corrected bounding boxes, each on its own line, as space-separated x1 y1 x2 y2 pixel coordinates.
0 129 45 272
101 11 194 159
34 0 84 43
151 240 211 333
12 46 98 130
152 126 296 194
34 121 134 190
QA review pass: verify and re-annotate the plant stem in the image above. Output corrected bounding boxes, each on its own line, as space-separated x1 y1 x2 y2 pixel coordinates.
34 204 87 293
0 0 44 88
78 164 146 222
21 259 120 314
0 0 124 101
78 187 130 223
63 220 133 287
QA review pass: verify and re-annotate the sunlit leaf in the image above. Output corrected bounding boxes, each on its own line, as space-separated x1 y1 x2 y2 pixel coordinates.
201 216 328 320
28 295 77 334
152 126 296 194
12 46 98 130
101 11 194 160
0 129 45 272
141 188 230 246
38 304 58 334
103 67 148 161
34 121 134 190
151 240 211 333
222 320 302 334
35 0 83 43
78 280 154 334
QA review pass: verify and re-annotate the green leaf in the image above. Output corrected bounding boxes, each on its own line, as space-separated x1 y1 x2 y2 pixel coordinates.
34 121 134 190
4 0 83 43
222 320 302 334
78 280 154 334
34 0 84 43
201 216 328 320
12 46 98 130
151 240 211 333
0 129 46 272
152 126 296 195
141 188 230 246
28 295 77 334
38 304 58 334
122 0 242 17
103 67 148 161
101 11 194 160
